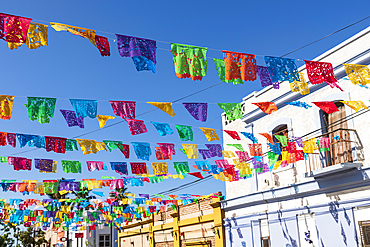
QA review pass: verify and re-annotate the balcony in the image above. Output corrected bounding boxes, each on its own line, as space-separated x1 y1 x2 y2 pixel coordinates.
304 128 362 178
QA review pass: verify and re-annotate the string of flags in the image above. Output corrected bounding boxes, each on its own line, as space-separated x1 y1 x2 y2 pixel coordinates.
1 93 369 129
0 191 222 232
1 12 370 88
0 126 354 185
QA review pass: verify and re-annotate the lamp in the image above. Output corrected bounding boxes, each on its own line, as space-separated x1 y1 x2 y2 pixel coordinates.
211 226 220 237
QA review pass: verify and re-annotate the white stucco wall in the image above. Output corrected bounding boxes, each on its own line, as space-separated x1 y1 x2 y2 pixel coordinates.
222 25 370 214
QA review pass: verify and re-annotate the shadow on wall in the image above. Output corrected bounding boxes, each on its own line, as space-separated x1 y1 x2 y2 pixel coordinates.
353 131 365 162
277 210 298 247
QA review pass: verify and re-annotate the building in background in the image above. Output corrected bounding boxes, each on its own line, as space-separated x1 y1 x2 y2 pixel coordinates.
45 216 119 247
220 26 370 247
117 194 224 247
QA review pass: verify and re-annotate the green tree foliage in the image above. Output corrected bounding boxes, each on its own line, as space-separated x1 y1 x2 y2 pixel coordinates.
15 227 48 247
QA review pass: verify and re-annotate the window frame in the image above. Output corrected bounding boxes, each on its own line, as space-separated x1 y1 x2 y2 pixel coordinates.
99 234 111 247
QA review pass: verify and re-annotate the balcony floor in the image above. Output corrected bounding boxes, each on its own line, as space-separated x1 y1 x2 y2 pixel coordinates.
304 162 362 178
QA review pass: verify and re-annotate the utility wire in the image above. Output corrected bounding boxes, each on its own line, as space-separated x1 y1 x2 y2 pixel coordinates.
280 15 370 57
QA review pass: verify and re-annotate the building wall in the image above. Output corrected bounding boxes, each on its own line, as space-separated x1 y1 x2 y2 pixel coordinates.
118 197 224 247
221 25 370 247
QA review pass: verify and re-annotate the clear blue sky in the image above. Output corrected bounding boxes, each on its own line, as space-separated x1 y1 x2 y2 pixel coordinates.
1 0 370 201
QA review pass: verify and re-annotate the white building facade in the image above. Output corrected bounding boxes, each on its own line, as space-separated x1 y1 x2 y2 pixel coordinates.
220 27 370 247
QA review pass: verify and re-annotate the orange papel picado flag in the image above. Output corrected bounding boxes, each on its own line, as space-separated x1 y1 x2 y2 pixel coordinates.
252 102 278 114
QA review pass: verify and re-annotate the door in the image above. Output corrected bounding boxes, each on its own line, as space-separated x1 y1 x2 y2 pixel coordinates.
326 102 353 165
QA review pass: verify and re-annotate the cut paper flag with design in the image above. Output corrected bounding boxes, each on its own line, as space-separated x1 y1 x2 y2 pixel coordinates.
147 102 176 117
87 161 106 171
257 66 279 89
8 157 32 171
222 150 235 158
312 102 339 114
241 132 258 143
62 160 81 173
264 56 299 83
182 103 207 122
290 72 310 95
75 139 107 155
69 99 98 119
28 136 46 149
175 125 193 141
109 101 136 119
268 142 281 155
110 162 128 175
274 135 287 147
233 159 251 177
25 97 57 124
259 133 274 144
126 119 148 135
214 58 243 84
156 147 169 160
96 115 115 129
340 101 368 112
199 127 219 142
0 95 15 120
224 130 241 140
223 51 257 82
252 102 278 114
151 122 174 136
217 103 243 121
248 144 263 156
103 140 122 152
16 134 38 148
343 64 370 85
181 144 198 159
95 35 110 57
304 60 342 91
226 144 244 151
188 172 204 179
66 139 78 151
45 136 66 153
235 151 250 162
285 101 312 109
50 23 109 56
318 137 330 152
174 162 190 175
198 144 222 159
0 13 32 43
8 22 48 50
132 142 151 161
194 161 211 171
131 162 148 175
34 159 53 172
116 34 156 73
152 162 168 175
171 43 207 81
116 144 130 159
157 143 175 160
268 152 279 168
60 110 84 128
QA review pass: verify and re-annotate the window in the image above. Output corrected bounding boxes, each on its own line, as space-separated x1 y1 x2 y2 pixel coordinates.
260 219 270 247
359 221 370 246
99 234 110 247
297 213 318 247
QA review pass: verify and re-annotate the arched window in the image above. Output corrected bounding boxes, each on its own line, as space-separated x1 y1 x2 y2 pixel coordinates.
272 124 288 162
